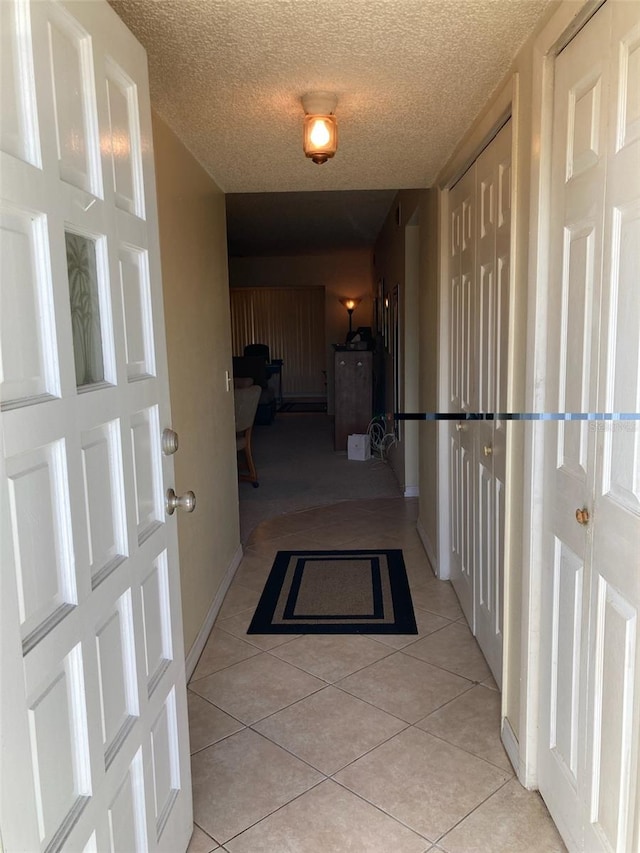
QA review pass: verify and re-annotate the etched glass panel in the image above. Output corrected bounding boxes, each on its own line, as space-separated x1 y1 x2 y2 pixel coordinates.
65 232 104 388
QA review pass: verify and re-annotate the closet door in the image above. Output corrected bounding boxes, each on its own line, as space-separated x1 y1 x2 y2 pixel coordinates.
448 166 476 628
447 122 511 685
474 122 511 687
538 2 640 849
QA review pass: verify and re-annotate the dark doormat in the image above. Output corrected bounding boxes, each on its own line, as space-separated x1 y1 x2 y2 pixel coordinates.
247 549 417 634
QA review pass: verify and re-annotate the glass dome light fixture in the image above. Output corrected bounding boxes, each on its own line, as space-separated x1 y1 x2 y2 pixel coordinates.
302 92 338 165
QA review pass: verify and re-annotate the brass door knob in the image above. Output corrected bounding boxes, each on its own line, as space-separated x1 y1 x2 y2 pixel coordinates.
483 445 493 457
166 488 196 515
575 507 589 526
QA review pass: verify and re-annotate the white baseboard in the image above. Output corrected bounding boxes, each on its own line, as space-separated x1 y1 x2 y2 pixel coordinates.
404 485 419 498
185 543 243 680
501 716 520 777
416 517 438 575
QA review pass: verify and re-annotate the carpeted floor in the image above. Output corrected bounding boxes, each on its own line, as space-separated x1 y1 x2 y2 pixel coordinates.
279 400 328 413
238 414 401 542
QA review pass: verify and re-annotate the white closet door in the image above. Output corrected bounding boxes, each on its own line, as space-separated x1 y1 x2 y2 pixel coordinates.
448 165 476 628
0 2 192 851
538 2 640 849
473 121 511 687
447 122 511 685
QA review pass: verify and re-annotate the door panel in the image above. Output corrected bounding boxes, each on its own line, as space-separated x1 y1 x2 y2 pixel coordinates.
473 122 510 686
0 2 192 851
448 166 475 627
447 122 511 679
539 3 640 850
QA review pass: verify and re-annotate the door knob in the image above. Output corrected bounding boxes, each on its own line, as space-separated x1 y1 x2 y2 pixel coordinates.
166 488 196 515
575 507 589 526
455 422 467 432
483 445 493 456
162 428 179 455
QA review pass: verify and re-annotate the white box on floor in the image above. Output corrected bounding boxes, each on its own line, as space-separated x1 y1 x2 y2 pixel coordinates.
347 434 371 460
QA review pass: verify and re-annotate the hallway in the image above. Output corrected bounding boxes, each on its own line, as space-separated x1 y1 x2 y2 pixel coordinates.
186 497 565 852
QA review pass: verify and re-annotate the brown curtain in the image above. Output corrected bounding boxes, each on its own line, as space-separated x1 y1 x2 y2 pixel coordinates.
229 287 326 397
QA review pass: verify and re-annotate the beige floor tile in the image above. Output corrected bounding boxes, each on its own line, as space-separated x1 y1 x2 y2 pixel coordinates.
367 607 451 650
191 728 323 844
217 583 260 620
216 607 300 650
439 778 567 852
269 634 392 682
187 691 244 754
482 673 499 691
404 561 438 591
254 685 407 774
189 652 324 724
190 629 260 681
225 779 429 853
231 553 274 593
187 824 218 852
336 652 472 723
411 582 464 621
334 727 510 841
404 622 492 682
416 685 513 772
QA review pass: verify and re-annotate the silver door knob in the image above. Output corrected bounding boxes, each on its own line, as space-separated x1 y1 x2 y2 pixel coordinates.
162 428 179 455
483 445 493 456
455 422 467 432
166 488 196 515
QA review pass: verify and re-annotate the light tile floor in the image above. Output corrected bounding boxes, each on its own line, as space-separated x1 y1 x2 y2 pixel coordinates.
187 498 566 853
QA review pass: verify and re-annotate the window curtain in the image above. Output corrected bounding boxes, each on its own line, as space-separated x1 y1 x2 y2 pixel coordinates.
229 287 326 397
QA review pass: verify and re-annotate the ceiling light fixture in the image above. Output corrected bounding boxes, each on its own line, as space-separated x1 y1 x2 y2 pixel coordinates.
302 92 338 165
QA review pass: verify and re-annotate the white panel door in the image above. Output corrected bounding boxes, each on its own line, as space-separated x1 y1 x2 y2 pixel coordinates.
447 122 511 685
0 2 193 852
538 2 640 850
448 165 476 628
473 121 511 687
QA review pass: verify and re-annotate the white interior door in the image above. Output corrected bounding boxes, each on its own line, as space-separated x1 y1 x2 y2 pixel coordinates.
473 122 511 687
0 2 193 851
447 122 511 685
538 2 640 850
448 165 476 628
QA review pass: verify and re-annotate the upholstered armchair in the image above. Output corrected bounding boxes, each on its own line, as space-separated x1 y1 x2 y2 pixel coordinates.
234 384 261 487
232 355 277 424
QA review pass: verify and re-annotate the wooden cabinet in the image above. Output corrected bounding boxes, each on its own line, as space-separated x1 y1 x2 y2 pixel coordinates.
334 351 372 450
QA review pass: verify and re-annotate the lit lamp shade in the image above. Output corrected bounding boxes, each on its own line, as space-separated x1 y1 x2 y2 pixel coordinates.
303 114 338 164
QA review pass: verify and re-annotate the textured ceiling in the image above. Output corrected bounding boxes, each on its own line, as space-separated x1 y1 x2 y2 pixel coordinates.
109 0 551 195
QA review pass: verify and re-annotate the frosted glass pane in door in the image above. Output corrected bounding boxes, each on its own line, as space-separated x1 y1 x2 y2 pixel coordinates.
65 232 105 387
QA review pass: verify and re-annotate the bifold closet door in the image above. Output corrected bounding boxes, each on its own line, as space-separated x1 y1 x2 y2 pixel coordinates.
447 121 512 687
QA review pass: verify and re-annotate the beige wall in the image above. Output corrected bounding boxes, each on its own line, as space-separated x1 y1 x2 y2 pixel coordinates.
373 191 423 492
152 112 240 657
229 249 375 412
